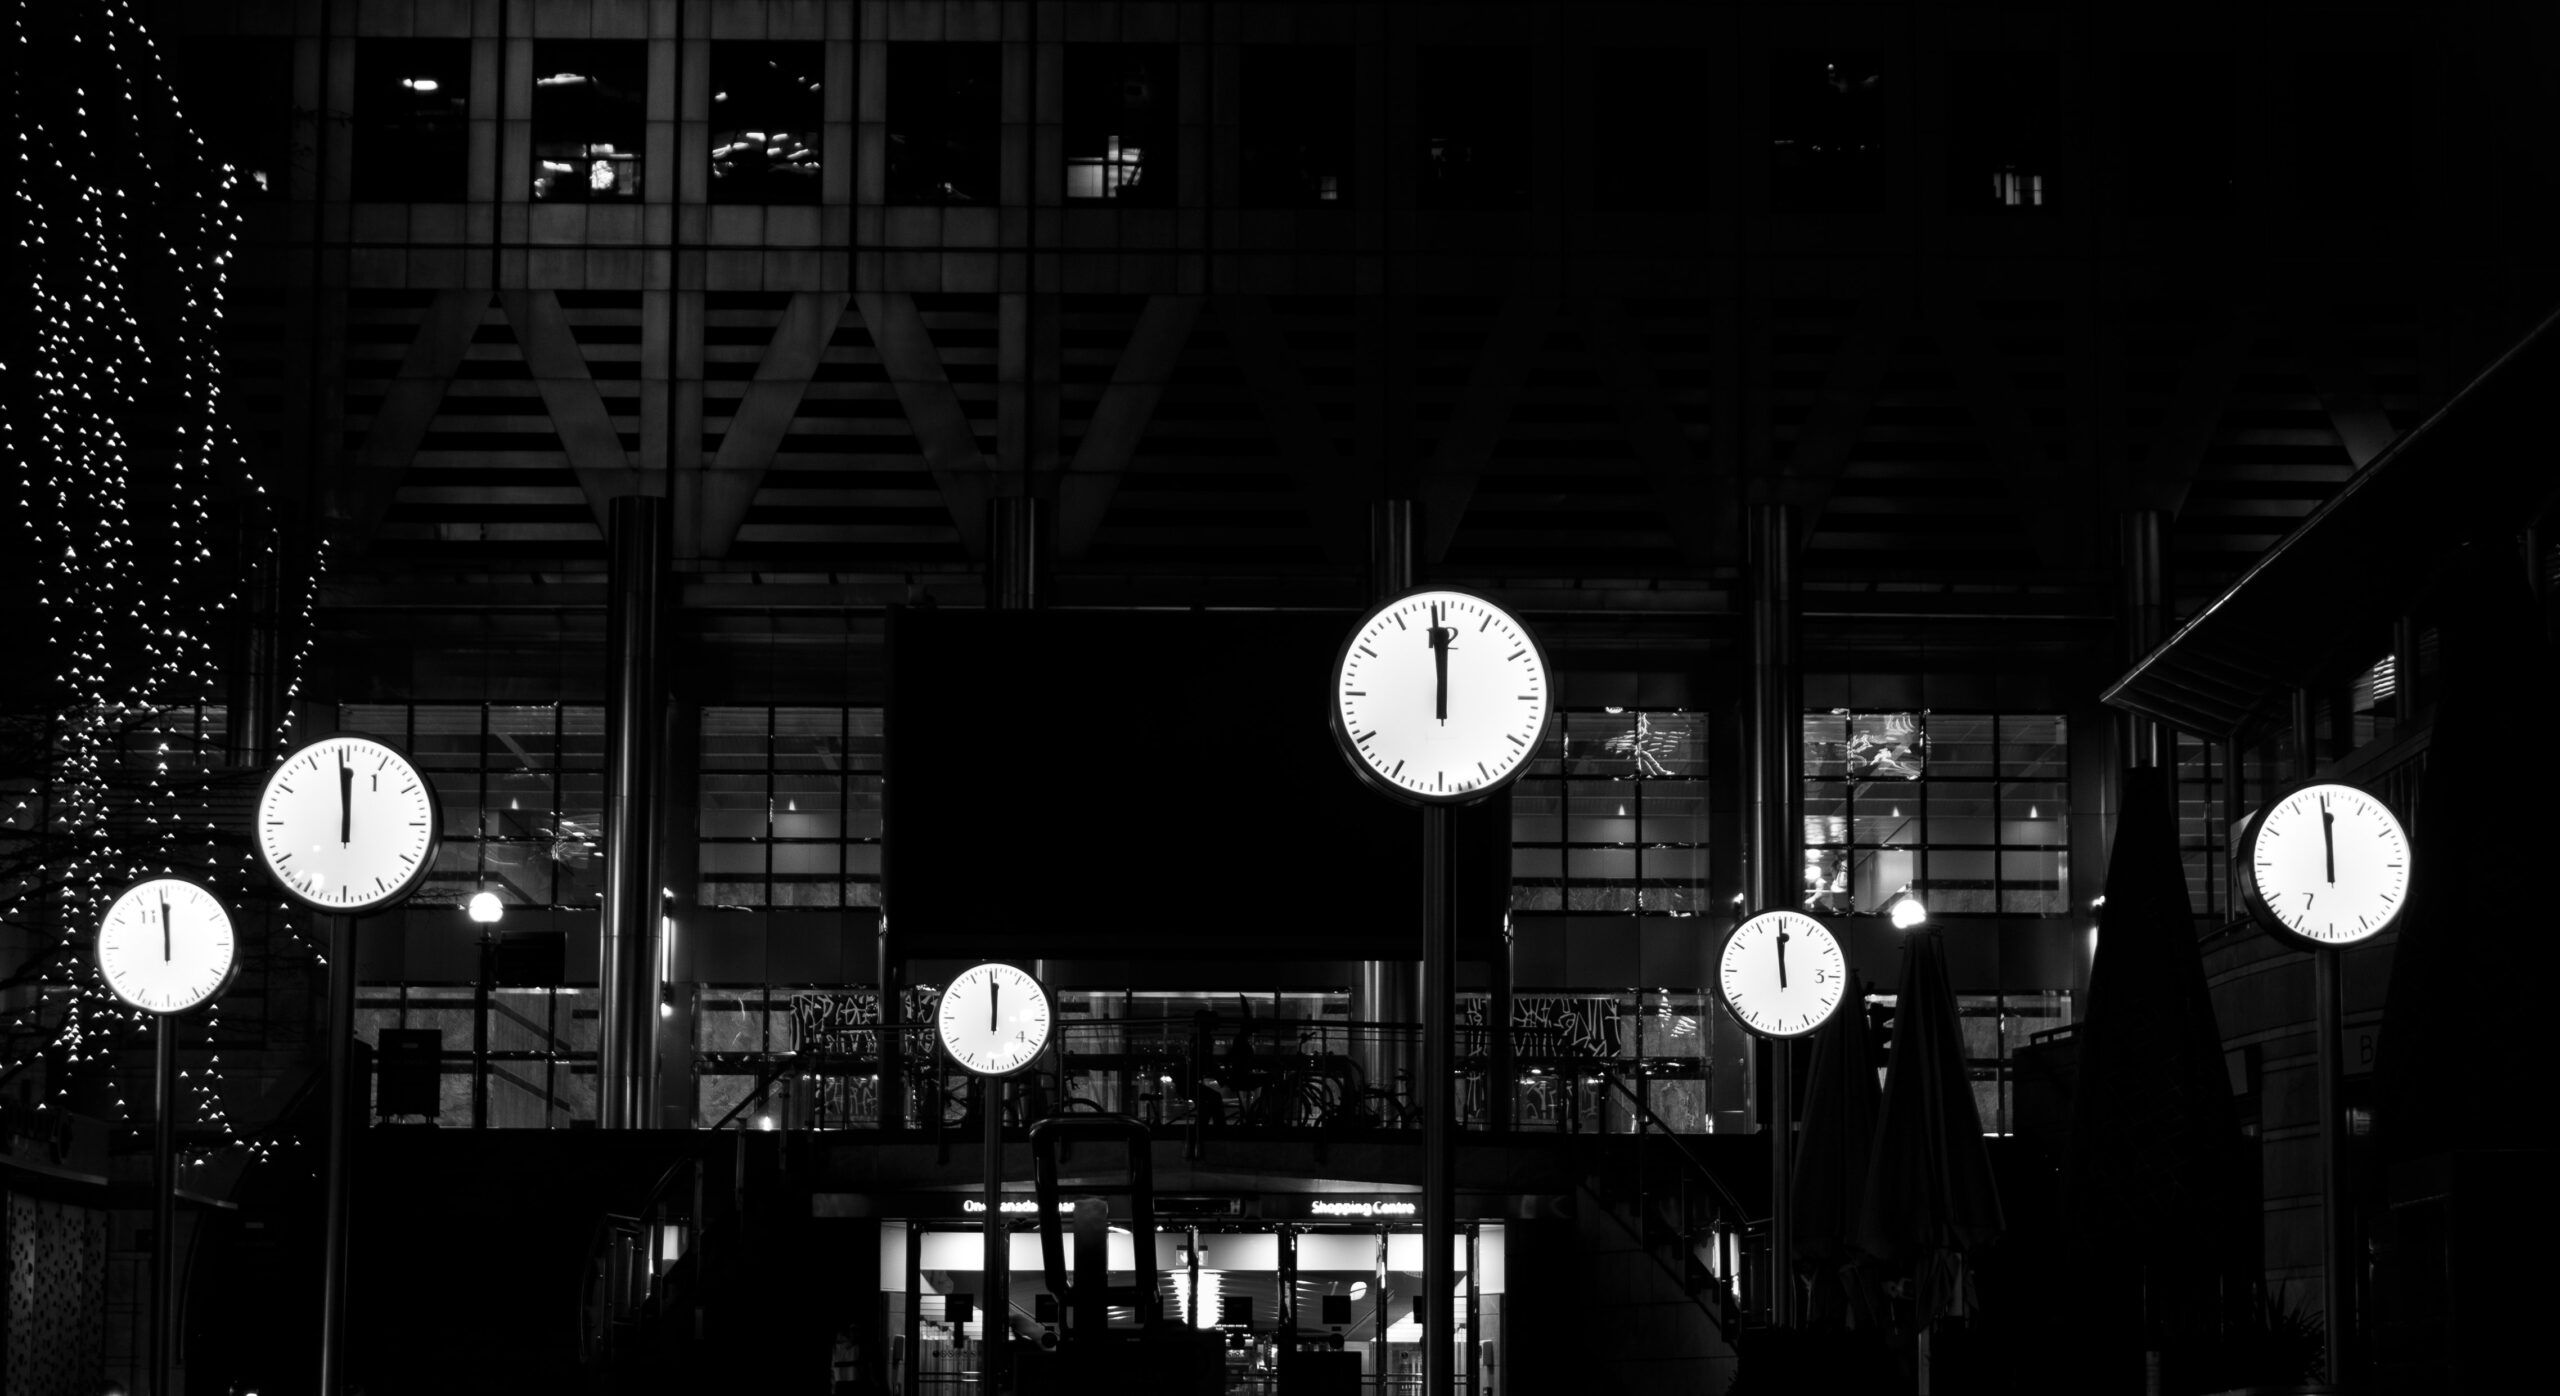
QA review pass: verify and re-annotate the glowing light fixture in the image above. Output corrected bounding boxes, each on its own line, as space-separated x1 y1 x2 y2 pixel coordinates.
468 891 505 924
1888 887 1928 930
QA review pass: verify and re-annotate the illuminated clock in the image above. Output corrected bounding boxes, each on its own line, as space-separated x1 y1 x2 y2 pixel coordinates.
254 733 442 914
1716 910 1848 1039
935 962 1054 1077
97 877 238 1014
2236 779 2411 949
1329 588 1551 805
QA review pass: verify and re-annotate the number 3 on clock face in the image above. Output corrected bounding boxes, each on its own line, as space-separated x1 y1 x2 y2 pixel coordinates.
1330 588 1552 805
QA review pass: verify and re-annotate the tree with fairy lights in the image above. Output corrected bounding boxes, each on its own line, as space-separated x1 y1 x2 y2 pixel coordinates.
3 0 319 1172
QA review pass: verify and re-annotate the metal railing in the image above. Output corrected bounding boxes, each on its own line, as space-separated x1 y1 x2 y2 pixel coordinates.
1590 1073 1767 1334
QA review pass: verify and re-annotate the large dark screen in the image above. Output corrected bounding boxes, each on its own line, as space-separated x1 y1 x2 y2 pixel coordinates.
886 608 1508 957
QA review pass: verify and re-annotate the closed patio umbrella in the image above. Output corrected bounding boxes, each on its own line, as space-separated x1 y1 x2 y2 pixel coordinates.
1858 929 2004 1326
1792 972 1885 1327
2062 765 2245 1358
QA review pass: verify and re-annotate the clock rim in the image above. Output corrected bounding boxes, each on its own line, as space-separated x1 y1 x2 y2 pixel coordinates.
2234 776 2412 952
255 730 446 917
1325 585 1555 808
1713 909 1848 1040
931 961 1057 1078
97 874 241 1015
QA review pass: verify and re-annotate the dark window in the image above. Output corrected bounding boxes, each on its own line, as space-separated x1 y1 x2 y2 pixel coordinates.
352 39 470 201
885 43 999 204
1418 47 1531 209
340 703 606 909
167 38 297 200
2293 53 2412 216
2123 54 2234 214
1239 45 1352 207
1509 710 1708 915
1065 45 1179 205
710 42 825 203
1591 48 1709 211
1770 53 1890 213
1800 711 2068 916
1947 53 2059 213
532 41 645 201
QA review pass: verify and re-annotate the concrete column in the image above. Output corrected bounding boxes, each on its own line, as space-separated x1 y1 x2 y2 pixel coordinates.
1364 500 1421 1094
2119 510 2170 769
598 495 669 1131
1747 502 1800 1326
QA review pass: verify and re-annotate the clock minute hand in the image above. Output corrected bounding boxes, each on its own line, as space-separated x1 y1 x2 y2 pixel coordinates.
989 978 999 1033
339 756 354 847
1427 604 1452 724
161 896 171 963
2320 795 2335 884
1775 926 1789 991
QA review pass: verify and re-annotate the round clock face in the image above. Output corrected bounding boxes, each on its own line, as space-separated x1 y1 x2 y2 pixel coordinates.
935 962 1054 1077
1330 588 1551 805
1717 911 1848 1039
255 733 442 914
2239 780 2411 948
98 878 238 1014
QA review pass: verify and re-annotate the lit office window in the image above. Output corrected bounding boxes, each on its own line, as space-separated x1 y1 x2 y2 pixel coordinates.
1238 45 1352 207
1801 712 2067 916
709 42 824 203
167 39 296 200
885 43 999 204
353 39 469 201
1770 53 1890 213
1510 710 1708 915
1065 45 1178 204
1947 53 2058 213
532 41 645 201
339 703 607 908
1591 48 1710 211
1419 47 1532 210
698 707 883 909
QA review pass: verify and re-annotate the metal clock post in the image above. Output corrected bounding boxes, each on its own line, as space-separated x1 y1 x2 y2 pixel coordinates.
1713 910 1849 1323
934 961 1055 1394
2235 776 2412 1387
1328 587 1551 1396
98 877 240 1396
253 734 443 1396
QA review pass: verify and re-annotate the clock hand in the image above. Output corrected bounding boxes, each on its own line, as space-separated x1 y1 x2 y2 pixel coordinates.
1775 926 1789 991
989 977 999 1034
339 755 354 847
2320 795 2335 885
1428 603 1452 724
160 896 171 963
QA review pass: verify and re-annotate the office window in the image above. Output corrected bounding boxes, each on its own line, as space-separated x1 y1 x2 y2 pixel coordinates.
710 42 824 203
1948 53 2058 212
885 43 999 204
356 984 600 1128
698 707 883 909
167 39 297 200
1510 710 1708 915
1419 47 1532 210
2174 730 2226 918
2123 54 2234 214
532 41 645 201
340 703 607 908
1802 711 2067 916
1591 48 1710 211
1239 45 1352 207
1771 53 1890 213
352 39 469 201
1870 987 2070 1135
1065 45 1178 204
2293 53 2411 216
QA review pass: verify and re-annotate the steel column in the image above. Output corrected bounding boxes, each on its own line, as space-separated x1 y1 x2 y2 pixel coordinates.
1423 802 1455 1396
599 495 669 1130
2121 510 2170 768
1748 502 1801 1327
317 913 357 1395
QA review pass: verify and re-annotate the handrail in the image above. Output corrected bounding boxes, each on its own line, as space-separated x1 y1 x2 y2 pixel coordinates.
708 1052 803 1132
1601 1073 1751 1219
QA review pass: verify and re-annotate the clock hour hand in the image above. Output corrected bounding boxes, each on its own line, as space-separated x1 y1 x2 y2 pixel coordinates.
2320 795 2335 884
339 756 354 847
161 896 171 963
1775 925 1789 990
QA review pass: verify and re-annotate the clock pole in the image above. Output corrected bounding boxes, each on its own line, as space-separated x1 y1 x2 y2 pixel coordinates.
982 1075 1008 1393
319 911 357 1396
1421 802 1455 1396
150 1009 176 1396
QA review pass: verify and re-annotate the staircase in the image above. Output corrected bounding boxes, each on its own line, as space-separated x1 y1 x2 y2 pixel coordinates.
1577 1076 1769 1343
